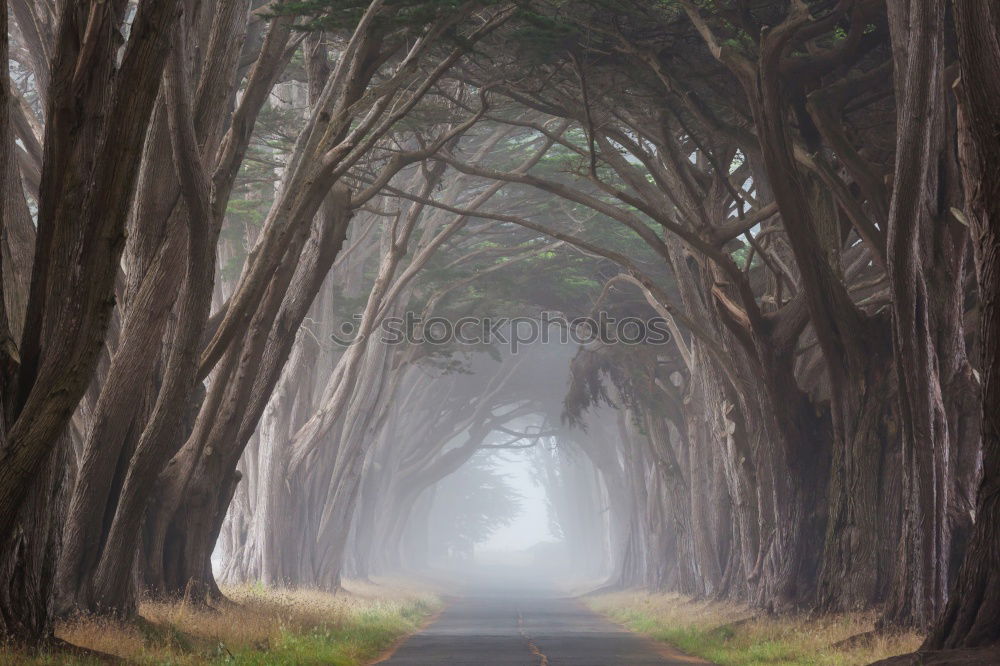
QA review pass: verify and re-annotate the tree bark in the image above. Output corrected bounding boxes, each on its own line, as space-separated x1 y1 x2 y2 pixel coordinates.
0 0 181 642
881 0 979 631
923 0 1000 649
139 185 351 600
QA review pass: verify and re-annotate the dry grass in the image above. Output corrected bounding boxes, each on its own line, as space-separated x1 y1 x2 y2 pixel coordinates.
1 578 440 665
587 590 923 666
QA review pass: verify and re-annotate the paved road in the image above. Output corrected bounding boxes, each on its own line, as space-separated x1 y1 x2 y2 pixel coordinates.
378 588 708 666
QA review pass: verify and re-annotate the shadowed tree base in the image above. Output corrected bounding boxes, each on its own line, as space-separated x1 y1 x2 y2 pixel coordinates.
871 647 1000 665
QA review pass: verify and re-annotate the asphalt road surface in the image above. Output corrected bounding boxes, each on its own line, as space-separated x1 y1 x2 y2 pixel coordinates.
378 586 709 666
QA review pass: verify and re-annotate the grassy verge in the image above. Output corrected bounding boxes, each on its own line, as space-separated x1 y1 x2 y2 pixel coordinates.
2 578 441 665
587 590 922 666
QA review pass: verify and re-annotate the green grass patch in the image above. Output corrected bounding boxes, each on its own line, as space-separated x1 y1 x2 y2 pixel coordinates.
3 580 440 665
588 591 921 666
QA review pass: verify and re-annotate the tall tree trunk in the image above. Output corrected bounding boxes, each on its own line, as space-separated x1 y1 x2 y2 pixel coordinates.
923 0 1000 649
748 33 898 610
139 187 350 600
0 437 68 643
881 0 979 631
0 0 180 642
58 0 255 613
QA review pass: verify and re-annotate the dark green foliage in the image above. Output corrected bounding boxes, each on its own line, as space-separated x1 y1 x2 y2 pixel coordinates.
504 7 582 63
268 0 478 34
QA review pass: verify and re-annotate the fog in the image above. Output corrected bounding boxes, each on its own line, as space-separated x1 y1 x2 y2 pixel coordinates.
365 341 620 594
418 441 587 592
479 448 556 553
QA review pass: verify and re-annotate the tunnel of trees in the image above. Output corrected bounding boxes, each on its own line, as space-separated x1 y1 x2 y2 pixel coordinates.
1 0 1000 662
